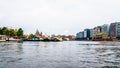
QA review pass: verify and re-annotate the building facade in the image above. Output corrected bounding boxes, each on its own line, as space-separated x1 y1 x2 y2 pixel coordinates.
35 29 42 38
101 24 109 35
109 23 117 37
76 31 84 40
109 22 120 39
84 29 90 40
90 29 93 40
93 26 101 37
0 35 7 40
116 23 120 38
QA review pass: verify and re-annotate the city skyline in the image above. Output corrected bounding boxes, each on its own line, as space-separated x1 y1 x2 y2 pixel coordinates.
0 0 120 35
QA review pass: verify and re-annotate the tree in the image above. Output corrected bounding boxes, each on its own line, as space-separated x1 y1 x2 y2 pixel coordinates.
0 28 2 35
29 34 35 38
2 27 10 36
17 28 23 37
9 29 17 36
1 27 8 35
3 29 10 36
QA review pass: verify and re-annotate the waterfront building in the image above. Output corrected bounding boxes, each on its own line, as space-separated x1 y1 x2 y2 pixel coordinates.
35 29 42 38
52 35 75 41
92 26 103 41
109 23 117 37
90 29 93 40
84 29 90 40
0 35 7 40
93 26 100 37
93 24 109 37
92 24 109 41
116 23 120 38
67 35 76 40
109 22 120 39
0 35 7 41
76 31 84 40
101 24 109 35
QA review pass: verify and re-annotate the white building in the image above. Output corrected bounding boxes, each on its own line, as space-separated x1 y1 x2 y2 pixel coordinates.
0 35 7 41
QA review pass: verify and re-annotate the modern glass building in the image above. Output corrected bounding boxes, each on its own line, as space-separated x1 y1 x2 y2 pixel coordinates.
84 29 90 40
90 29 93 39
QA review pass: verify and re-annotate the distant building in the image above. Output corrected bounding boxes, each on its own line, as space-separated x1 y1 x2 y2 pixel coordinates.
90 29 93 40
92 24 109 40
84 29 90 40
67 35 75 40
35 29 42 38
109 22 120 39
0 35 7 41
76 31 84 40
93 26 100 37
117 23 120 38
109 23 117 37
93 24 109 37
101 24 109 34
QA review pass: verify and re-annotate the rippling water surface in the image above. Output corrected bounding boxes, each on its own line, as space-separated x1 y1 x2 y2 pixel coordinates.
0 41 120 68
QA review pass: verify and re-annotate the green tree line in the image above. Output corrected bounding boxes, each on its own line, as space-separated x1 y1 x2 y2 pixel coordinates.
0 27 23 37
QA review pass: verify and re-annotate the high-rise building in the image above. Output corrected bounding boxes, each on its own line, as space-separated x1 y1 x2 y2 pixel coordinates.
116 23 120 38
90 29 93 39
109 22 120 38
84 29 90 40
109 23 117 37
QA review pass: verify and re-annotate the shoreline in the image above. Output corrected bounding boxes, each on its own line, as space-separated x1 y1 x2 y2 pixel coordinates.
0 40 120 43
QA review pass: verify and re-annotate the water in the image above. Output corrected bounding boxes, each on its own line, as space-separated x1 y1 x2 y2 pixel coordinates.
0 41 120 68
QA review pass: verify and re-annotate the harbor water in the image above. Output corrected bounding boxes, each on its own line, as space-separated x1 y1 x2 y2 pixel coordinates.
0 41 120 68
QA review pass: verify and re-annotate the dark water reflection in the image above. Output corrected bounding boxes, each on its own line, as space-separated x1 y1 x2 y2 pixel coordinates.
0 41 120 68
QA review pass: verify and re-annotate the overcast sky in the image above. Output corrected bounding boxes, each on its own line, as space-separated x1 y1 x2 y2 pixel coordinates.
0 0 120 35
